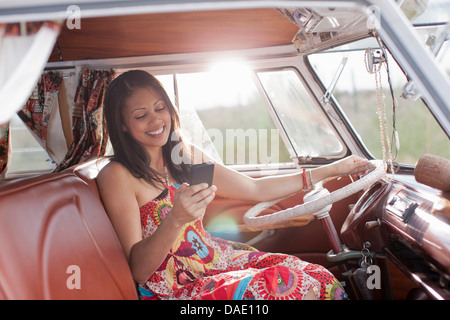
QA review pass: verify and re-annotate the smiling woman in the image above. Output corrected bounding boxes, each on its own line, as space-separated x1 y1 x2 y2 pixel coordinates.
104 70 191 189
1 0 449 302
123 89 172 151
96 69 370 300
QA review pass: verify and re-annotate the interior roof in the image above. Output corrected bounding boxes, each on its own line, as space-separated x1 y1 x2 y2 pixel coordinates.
49 8 299 62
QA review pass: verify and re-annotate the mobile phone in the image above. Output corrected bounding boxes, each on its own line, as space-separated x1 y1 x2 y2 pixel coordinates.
190 161 214 187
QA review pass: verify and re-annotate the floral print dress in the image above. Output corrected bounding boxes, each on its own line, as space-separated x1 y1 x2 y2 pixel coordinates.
138 184 346 300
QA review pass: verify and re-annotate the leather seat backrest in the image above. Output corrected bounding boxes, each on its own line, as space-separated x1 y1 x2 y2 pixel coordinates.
0 172 137 300
69 157 110 198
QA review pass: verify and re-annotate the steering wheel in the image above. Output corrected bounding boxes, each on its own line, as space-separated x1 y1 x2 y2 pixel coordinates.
243 160 386 229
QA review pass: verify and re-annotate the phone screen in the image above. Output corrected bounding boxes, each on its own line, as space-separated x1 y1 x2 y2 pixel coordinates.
190 162 214 186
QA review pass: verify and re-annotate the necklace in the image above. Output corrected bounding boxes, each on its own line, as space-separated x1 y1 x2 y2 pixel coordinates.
155 158 170 188
162 164 169 187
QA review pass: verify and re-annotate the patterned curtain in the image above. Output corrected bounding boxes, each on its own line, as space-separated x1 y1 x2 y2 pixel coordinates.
17 72 63 151
0 21 59 37
56 68 114 171
0 21 61 125
0 123 10 177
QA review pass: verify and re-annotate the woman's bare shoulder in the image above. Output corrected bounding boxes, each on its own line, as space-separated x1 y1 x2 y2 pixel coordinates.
97 160 133 190
97 160 163 207
96 160 142 219
99 159 125 173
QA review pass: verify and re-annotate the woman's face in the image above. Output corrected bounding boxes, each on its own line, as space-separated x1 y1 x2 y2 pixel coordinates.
121 87 172 154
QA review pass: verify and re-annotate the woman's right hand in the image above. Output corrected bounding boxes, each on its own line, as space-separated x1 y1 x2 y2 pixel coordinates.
170 183 216 227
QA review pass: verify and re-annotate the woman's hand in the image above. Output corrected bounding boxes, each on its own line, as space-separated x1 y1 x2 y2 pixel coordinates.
170 183 216 227
329 155 374 179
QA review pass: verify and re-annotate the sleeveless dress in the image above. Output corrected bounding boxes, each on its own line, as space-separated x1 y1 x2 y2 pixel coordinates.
137 184 347 300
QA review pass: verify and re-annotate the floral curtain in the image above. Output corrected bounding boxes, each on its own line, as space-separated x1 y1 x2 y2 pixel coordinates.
17 72 63 151
0 21 60 125
0 21 59 36
1 22 114 176
0 123 10 177
56 68 114 171
0 21 60 178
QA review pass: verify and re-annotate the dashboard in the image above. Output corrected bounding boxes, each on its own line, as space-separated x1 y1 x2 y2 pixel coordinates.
340 172 450 300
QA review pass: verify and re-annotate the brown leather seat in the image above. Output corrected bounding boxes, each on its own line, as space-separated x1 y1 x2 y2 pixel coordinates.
70 157 110 198
0 170 137 300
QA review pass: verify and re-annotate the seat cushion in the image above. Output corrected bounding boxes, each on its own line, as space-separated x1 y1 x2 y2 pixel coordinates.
0 172 137 299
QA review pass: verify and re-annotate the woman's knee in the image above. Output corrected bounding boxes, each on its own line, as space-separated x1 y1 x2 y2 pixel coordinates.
303 287 317 300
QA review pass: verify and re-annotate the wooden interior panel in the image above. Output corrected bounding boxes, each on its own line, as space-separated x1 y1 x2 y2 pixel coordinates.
49 8 298 62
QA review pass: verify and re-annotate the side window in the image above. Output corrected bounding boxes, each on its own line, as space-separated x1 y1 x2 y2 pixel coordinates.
257 68 346 158
174 61 291 166
7 114 56 176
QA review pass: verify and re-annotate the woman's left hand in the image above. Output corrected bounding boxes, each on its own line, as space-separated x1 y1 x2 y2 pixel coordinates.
330 155 374 180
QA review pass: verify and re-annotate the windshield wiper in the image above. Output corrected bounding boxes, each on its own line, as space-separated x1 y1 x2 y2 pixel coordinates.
321 56 348 104
429 22 450 56
401 22 450 101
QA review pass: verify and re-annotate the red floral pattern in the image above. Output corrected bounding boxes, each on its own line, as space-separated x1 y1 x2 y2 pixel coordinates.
18 72 63 150
56 68 113 170
0 124 9 176
138 184 347 300
1 21 60 37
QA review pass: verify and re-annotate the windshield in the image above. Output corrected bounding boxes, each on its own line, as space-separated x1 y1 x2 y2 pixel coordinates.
308 32 450 165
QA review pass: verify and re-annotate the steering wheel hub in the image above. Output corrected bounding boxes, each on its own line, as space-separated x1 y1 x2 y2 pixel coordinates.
303 184 332 219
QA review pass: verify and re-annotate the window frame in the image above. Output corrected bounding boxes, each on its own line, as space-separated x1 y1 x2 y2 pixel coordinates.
303 44 376 162
6 113 56 180
37 45 368 176
304 29 450 166
146 64 354 171
254 66 349 164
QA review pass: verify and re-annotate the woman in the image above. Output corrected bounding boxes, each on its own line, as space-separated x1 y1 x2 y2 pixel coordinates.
97 70 370 300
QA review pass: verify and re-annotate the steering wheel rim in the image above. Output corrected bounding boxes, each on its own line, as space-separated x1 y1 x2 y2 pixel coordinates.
243 160 386 228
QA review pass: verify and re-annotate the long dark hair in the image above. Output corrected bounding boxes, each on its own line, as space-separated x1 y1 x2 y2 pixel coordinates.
104 70 191 187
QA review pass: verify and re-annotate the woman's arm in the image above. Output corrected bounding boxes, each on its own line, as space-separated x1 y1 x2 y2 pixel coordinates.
97 161 216 283
130 182 216 283
203 152 370 202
